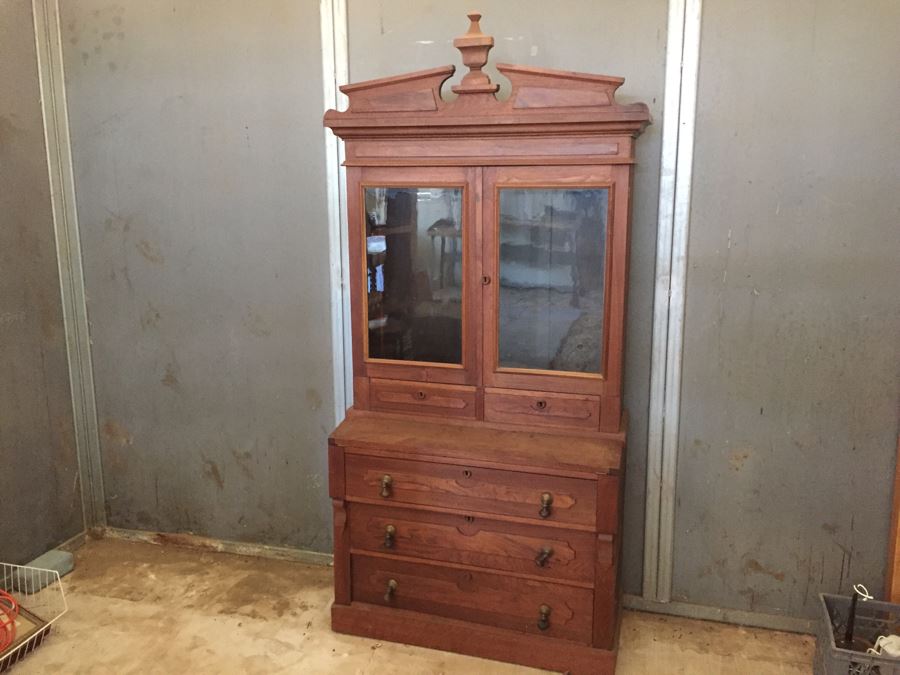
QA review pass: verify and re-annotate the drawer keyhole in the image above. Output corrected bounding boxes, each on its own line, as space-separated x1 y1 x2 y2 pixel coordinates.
533 399 548 411
463 469 472 478
415 390 427 401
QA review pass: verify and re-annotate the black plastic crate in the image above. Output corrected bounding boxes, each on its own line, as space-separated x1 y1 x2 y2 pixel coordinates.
815 593 900 674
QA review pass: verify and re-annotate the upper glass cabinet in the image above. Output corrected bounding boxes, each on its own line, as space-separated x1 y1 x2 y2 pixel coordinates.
364 186 463 365
497 187 609 376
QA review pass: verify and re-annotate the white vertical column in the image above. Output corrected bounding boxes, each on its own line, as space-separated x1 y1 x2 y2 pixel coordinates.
32 0 106 527
644 0 703 602
320 0 352 423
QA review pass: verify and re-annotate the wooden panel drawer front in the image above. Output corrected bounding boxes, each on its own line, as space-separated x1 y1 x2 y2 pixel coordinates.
345 455 597 527
352 554 593 644
484 389 600 430
368 379 477 419
349 503 595 583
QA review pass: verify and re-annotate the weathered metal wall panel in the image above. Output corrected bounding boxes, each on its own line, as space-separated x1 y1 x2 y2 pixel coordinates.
59 1 334 551
348 0 668 593
674 0 900 618
0 1 84 563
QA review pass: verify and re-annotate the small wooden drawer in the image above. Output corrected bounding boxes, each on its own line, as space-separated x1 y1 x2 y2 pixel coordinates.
352 554 594 644
349 503 596 583
345 455 596 527
369 379 477 419
484 388 600 430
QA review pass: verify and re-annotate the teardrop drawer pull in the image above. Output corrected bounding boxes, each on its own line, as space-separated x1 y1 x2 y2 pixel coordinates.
534 547 554 567
537 604 551 631
384 578 398 602
380 474 393 498
539 492 553 518
384 524 397 549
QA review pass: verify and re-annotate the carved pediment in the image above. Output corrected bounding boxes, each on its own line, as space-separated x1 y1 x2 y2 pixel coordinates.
324 11 650 138
340 66 454 114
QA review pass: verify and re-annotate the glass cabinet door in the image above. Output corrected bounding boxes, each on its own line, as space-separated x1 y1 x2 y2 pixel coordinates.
364 186 463 364
353 166 478 387
497 187 608 375
483 166 617 395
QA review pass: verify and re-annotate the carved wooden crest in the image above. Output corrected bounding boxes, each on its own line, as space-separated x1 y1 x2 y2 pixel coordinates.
324 11 651 139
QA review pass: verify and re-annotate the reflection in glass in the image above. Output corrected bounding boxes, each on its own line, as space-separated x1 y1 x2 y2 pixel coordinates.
365 187 463 364
498 188 608 374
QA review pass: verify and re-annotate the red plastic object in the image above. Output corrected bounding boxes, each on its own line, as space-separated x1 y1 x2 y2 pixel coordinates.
0 590 18 652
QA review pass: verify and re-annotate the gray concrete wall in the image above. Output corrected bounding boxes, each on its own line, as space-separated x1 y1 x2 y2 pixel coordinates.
0 1 84 564
348 0 668 594
673 0 900 618
59 1 334 551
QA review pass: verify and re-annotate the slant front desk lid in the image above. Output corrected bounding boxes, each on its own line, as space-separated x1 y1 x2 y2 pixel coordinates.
324 12 651 139
331 410 624 477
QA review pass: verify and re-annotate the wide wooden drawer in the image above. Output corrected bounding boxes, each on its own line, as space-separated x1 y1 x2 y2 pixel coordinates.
369 379 477 419
351 554 593 644
348 503 595 583
345 455 597 527
484 388 600 430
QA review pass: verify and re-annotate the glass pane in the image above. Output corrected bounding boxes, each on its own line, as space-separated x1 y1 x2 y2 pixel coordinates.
365 186 463 364
498 188 608 374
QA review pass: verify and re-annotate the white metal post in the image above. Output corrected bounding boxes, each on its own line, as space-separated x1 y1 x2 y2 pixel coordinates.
644 0 703 602
32 0 106 528
320 0 352 424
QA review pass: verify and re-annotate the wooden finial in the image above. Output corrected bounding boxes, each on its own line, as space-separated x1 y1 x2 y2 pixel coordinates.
452 11 499 95
465 12 483 34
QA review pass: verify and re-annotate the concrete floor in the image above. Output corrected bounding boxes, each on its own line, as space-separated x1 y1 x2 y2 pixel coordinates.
16 538 815 674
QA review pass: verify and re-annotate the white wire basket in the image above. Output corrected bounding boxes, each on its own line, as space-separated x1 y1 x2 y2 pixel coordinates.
0 563 68 672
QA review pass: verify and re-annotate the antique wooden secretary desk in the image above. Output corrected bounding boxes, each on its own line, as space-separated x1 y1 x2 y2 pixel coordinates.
324 12 649 674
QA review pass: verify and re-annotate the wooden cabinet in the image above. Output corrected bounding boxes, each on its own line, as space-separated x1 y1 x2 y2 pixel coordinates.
324 11 649 674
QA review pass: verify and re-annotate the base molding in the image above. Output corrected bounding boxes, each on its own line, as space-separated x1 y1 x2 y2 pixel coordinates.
622 594 814 634
100 527 334 567
331 601 616 674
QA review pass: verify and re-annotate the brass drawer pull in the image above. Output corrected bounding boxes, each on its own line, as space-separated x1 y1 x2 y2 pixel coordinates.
384 578 398 602
534 546 554 568
539 492 553 518
538 604 551 631
380 474 393 498
384 524 397 549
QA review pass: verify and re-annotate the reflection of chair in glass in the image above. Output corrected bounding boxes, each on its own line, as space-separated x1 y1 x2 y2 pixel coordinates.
427 218 460 289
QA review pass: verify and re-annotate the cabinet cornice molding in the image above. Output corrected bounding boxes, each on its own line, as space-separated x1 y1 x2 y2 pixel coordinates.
324 14 650 141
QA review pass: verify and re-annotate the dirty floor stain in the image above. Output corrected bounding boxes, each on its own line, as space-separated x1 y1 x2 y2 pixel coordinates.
15 539 815 674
